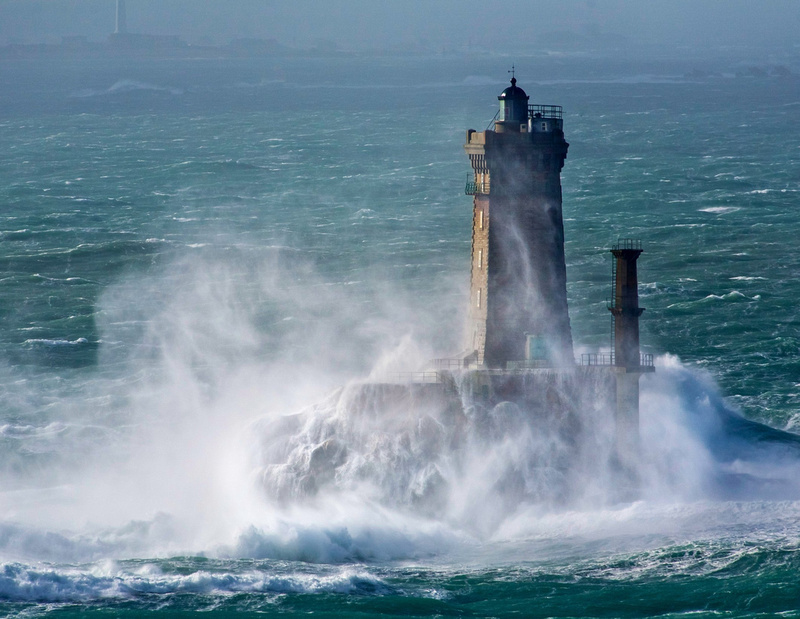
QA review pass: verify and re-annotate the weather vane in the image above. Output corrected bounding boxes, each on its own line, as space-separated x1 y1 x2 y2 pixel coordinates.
508 64 516 80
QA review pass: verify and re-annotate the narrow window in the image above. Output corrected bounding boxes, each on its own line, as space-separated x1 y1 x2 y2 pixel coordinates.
477 249 483 269
477 288 482 308
479 210 484 230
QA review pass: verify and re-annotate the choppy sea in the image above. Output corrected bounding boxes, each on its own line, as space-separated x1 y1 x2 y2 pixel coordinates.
1 52 800 617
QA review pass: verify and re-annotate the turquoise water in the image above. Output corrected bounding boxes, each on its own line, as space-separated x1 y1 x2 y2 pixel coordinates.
1 54 800 616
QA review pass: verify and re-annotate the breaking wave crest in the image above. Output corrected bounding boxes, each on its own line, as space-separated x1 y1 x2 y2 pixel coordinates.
0 561 388 603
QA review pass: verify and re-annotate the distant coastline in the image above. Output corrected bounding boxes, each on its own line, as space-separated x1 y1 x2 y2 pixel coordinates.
0 33 477 61
0 34 358 60
3 36 799 71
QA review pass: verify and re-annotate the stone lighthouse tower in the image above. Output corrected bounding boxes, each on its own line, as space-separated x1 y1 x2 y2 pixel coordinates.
464 77 572 368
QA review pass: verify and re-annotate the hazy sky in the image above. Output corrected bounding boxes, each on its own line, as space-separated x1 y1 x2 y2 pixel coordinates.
1 0 799 53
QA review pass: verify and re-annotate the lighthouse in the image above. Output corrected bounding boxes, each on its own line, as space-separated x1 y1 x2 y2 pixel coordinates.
464 77 572 368
115 0 128 35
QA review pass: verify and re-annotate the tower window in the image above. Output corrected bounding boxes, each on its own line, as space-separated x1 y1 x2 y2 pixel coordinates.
479 210 484 230
477 288 482 308
478 249 483 269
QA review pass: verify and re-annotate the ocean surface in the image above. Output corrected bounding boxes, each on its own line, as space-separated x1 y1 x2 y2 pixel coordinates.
1 52 800 617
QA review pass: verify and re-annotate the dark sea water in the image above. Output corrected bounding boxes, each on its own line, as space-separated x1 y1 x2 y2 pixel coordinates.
1 53 800 617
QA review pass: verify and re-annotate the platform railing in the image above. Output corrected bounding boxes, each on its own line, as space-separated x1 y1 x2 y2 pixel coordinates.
506 359 555 370
528 104 563 120
432 358 478 369
387 372 442 384
612 238 642 251
580 352 654 368
465 179 489 195
581 353 615 366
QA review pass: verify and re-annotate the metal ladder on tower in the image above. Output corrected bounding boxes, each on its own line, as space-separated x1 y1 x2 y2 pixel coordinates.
609 254 617 361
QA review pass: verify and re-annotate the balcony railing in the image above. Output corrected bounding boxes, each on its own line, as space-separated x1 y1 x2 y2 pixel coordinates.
613 238 642 251
506 359 556 370
465 180 489 195
387 372 442 384
580 352 654 368
528 104 563 120
432 358 479 370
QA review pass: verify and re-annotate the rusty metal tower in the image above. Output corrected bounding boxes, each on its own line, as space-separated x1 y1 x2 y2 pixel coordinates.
464 77 572 368
609 239 654 459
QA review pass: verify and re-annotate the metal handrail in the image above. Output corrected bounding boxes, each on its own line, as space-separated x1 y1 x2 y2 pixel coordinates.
528 104 563 120
486 109 500 131
581 353 615 366
465 180 489 195
613 238 642 251
506 359 555 370
387 372 442 384
432 358 479 369
580 352 654 367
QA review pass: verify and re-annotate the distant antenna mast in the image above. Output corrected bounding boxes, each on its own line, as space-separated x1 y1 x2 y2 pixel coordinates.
115 0 128 35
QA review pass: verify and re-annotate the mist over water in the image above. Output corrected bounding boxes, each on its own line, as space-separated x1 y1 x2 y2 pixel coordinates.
1 54 800 616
